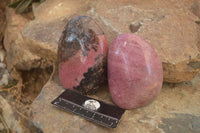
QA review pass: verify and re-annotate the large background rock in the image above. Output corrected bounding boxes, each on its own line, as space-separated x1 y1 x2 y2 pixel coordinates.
30 70 200 133
28 1 200 132
22 0 200 83
1 0 200 132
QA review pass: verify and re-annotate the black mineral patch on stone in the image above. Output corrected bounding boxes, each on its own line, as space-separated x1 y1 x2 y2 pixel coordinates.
58 16 104 63
73 55 107 94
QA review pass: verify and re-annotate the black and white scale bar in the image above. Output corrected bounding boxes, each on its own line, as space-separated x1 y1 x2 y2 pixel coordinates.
51 89 125 128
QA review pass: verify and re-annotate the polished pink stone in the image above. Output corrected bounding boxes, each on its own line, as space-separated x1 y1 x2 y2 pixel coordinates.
108 34 163 109
58 16 108 94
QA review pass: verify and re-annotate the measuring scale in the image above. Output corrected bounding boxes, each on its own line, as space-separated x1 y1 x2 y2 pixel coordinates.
51 89 125 128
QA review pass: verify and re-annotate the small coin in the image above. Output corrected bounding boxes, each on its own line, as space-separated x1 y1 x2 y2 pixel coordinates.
83 99 100 111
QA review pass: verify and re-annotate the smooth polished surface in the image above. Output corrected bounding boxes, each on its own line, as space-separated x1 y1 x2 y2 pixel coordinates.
108 34 163 109
58 16 108 94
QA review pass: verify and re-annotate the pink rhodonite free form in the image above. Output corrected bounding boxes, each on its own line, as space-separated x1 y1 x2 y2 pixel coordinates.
58 16 108 94
108 34 163 109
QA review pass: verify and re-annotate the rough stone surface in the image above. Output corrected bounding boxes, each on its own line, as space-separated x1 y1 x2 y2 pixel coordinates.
0 95 25 133
158 113 200 133
191 0 200 18
0 0 9 50
22 17 66 61
30 70 200 133
108 34 163 109
22 0 200 83
4 8 52 71
1 7 54 133
58 16 108 94
135 9 200 83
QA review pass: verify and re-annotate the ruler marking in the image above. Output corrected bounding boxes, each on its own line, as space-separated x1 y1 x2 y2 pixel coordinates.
55 98 119 121
91 112 95 119
58 95 122 120
52 89 125 128
110 122 113 126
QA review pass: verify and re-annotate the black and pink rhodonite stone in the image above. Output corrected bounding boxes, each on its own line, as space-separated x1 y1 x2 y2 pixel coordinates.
58 16 108 94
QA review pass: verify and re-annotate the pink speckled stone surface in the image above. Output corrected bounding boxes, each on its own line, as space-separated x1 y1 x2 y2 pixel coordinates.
108 34 163 109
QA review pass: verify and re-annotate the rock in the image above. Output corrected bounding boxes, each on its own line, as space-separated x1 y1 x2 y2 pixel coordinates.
108 34 163 109
32 0 88 21
95 3 200 83
0 94 42 133
58 16 108 94
135 10 200 83
2 8 54 133
22 16 67 61
0 49 6 62
0 0 8 49
0 68 11 86
0 122 6 133
158 113 200 133
4 8 52 71
22 0 200 83
29 71 200 133
191 0 200 18
0 95 26 133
